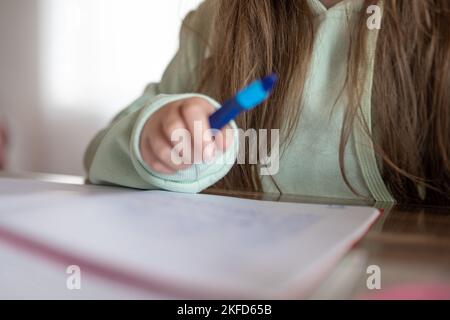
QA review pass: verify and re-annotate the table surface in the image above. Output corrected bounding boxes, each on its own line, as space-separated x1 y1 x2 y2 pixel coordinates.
1 171 449 299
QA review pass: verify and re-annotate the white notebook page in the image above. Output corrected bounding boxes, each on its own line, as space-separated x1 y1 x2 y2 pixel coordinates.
0 179 379 298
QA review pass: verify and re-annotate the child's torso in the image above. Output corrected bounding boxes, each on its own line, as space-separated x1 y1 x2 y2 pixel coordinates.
262 0 374 200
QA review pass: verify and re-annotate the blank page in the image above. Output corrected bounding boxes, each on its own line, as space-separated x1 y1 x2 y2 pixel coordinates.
0 180 379 298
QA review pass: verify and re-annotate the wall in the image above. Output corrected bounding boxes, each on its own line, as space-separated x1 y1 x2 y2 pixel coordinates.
0 0 202 175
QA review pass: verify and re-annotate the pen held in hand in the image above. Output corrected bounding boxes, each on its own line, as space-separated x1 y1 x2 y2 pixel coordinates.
208 74 278 131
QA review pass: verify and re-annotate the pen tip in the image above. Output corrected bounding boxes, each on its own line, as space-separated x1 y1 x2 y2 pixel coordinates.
262 74 279 91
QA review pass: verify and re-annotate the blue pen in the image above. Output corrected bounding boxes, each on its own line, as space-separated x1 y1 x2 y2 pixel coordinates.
209 74 278 130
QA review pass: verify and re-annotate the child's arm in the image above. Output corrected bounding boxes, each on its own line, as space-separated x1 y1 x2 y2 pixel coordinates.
84 1 238 192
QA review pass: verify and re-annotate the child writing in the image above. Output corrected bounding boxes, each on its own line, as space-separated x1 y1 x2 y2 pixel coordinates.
85 0 450 204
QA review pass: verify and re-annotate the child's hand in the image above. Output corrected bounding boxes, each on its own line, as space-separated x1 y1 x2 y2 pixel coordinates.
140 97 234 174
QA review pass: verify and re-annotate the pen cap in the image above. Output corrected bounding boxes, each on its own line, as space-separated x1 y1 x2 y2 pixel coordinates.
236 74 278 110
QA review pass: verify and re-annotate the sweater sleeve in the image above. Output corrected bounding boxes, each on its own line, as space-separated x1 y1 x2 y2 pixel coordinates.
84 0 238 193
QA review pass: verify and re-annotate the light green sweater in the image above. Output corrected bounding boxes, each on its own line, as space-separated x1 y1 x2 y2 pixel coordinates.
84 0 395 202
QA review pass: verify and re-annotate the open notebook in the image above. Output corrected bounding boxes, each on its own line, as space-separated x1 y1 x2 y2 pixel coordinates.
0 178 379 298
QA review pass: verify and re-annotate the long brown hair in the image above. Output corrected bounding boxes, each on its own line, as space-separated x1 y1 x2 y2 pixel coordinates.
196 0 450 205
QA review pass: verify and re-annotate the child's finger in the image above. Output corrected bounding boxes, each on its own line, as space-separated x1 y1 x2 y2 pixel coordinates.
162 107 186 147
180 99 216 163
140 137 176 174
149 131 190 171
214 125 234 153
159 110 195 169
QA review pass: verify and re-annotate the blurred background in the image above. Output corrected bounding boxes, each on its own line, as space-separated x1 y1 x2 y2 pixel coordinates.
0 0 202 176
